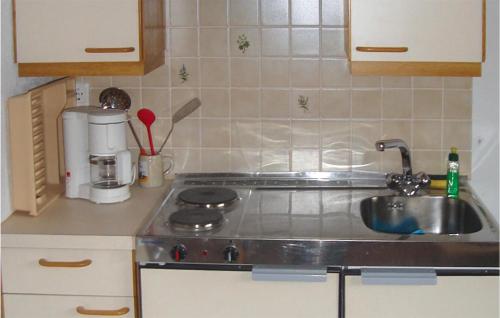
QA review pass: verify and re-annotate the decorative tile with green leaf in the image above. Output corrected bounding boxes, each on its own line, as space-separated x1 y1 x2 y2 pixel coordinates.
178 64 189 83
298 95 309 112
237 34 250 54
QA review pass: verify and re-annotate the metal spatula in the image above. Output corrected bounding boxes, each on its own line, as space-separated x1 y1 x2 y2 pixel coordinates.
158 97 202 153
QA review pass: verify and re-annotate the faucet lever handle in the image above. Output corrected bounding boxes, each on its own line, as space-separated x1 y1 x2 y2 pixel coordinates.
386 172 431 196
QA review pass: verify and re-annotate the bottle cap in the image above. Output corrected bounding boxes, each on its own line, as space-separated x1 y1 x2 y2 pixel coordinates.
448 147 459 161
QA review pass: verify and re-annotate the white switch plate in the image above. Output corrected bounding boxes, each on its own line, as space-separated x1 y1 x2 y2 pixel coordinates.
76 82 90 106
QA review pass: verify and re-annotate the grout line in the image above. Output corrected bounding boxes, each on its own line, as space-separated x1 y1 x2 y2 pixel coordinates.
410 76 415 152
197 0 203 170
167 0 174 151
257 0 263 171
196 0 202 171
288 0 293 171
227 0 232 155
318 0 323 171
440 76 446 172
348 59 353 173
93 84 473 92
129 146 468 152
380 76 385 172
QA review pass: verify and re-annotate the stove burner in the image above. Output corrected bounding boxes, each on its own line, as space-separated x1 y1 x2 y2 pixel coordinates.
177 187 238 208
168 209 224 232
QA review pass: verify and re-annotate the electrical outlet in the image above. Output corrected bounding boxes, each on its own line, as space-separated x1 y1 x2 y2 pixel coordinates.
76 82 90 106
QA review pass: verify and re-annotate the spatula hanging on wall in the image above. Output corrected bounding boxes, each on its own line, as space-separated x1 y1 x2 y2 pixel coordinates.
158 97 202 154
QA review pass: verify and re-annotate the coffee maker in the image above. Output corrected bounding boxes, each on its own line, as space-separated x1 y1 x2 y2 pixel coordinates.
62 107 134 203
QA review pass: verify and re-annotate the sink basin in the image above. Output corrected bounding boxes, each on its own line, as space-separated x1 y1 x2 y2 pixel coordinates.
360 196 483 235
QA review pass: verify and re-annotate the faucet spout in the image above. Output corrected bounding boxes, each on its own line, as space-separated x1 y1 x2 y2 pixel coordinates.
375 139 412 176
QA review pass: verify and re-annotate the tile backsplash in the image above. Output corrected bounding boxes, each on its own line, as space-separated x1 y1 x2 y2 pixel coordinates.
81 0 472 175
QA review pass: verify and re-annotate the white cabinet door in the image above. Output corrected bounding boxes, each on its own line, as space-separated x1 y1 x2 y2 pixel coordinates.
16 0 140 63
141 269 339 318
4 294 134 318
345 275 499 318
350 0 483 62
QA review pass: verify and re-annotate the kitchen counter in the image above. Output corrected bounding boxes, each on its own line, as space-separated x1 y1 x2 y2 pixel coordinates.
137 173 500 268
2 181 172 250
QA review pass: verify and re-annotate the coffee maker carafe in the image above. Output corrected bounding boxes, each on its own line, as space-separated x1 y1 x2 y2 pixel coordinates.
63 107 134 203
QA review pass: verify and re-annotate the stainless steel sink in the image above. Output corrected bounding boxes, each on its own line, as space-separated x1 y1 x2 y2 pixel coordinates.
360 196 483 235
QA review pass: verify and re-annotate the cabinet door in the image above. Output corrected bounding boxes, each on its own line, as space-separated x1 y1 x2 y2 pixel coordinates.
141 269 339 318
345 275 499 318
16 0 140 63
4 294 134 318
350 0 483 62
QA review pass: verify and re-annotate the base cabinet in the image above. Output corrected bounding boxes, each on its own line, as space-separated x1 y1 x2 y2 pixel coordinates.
345 275 499 318
140 269 339 318
1 247 136 318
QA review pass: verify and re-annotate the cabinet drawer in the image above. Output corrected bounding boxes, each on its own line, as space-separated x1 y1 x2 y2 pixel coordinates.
141 269 339 318
4 294 134 318
345 275 499 318
2 248 133 296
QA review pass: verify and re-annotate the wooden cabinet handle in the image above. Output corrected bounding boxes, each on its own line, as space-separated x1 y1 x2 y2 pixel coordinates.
356 46 408 53
76 306 130 316
85 47 135 53
38 258 92 268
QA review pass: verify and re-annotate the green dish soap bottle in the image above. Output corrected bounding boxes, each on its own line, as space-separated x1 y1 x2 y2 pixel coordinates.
447 147 459 198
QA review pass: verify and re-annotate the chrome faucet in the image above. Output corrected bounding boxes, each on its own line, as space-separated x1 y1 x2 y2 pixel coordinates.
375 139 430 196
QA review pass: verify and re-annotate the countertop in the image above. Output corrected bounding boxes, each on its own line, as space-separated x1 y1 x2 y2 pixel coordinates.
1 181 172 250
136 173 500 268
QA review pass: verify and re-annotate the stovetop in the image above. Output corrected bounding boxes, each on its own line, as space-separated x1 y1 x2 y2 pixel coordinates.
139 172 388 240
136 172 393 266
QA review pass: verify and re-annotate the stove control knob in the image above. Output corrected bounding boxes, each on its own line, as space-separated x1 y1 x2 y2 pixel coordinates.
170 244 187 262
223 245 239 263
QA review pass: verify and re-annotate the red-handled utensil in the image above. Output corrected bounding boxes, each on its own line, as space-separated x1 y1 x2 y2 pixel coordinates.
137 108 157 155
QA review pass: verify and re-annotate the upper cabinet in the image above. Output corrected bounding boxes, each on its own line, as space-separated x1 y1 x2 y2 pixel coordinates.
14 0 165 76
348 0 485 76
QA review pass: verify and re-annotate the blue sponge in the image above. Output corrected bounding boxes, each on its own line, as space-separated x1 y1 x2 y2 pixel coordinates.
373 217 425 235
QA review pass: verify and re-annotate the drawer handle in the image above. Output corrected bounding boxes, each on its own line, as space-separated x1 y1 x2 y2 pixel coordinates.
361 268 437 285
356 46 408 53
85 47 135 53
76 306 130 316
252 266 327 282
38 258 92 268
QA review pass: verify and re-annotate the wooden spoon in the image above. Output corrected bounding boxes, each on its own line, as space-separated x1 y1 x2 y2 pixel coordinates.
137 108 157 155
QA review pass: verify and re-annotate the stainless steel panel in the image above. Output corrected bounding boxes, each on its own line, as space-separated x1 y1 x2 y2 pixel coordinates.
136 173 499 268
